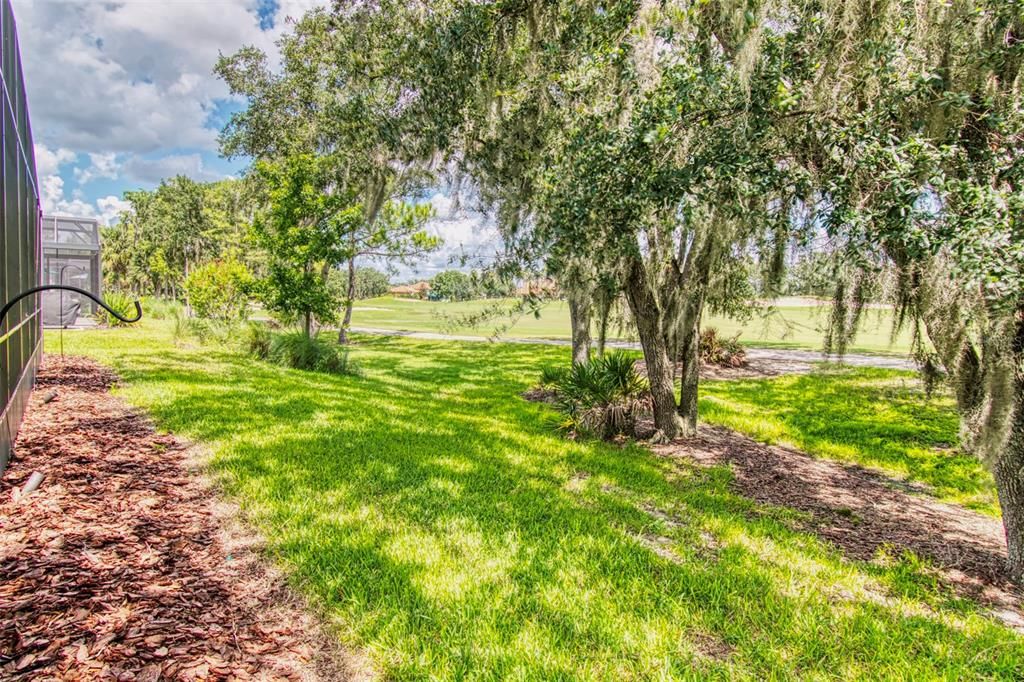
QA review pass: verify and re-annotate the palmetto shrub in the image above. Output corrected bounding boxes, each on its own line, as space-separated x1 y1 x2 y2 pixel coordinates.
700 327 747 367
539 365 569 387
549 352 650 439
247 328 360 376
94 290 137 327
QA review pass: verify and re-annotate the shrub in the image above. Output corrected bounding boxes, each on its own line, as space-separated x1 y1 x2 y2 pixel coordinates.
539 365 569 387
172 311 240 346
246 328 359 375
700 328 747 367
184 259 253 321
244 322 273 360
549 352 649 439
139 296 183 320
95 290 137 327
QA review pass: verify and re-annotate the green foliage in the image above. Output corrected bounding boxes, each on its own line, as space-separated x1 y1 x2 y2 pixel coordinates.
184 259 254 321
171 310 241 347
430 270 474 302
550 352 649 439
215 7 441 340
250 154 363 332
353 267 390 300
328 267 391 302
103 177 258 298
539 365 569 387
138 296 183 321
94 290 137 328
700 328 747 368
242 322 272 359
246 328 359 376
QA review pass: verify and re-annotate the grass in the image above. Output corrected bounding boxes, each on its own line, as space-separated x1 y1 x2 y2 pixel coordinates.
350 296 915 356
700 369 999 516
51 321 1021 680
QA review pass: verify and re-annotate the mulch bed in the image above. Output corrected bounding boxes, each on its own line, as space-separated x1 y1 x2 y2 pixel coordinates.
652 426 1024 628
0 356 365 680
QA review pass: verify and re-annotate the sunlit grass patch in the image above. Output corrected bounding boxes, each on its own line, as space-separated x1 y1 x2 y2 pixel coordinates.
700 369 998 515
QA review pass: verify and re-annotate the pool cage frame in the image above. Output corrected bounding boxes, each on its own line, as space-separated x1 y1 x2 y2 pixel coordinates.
0 0 41 475
40 214 103 327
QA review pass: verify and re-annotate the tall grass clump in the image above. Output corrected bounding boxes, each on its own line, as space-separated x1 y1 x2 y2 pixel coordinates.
138 296 184 320
94 290 137 327
247 327 360 376
548 352 649 439
171 310 241 346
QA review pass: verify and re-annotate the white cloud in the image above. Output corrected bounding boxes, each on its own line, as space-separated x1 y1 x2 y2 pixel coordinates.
14 0 327 219
123 153 223 184
35 144 77 177
74 152 119 184
14 0 325 155
35 143 123 224
97 195 131 225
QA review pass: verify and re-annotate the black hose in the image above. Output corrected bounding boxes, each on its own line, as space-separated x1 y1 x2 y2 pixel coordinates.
0 285 143 327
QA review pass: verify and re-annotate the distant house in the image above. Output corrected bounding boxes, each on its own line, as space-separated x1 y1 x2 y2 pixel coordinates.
515 278 559 297
389 281 431 299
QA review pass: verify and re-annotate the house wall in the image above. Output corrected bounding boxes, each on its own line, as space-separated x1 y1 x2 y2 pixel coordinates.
0 0 41 475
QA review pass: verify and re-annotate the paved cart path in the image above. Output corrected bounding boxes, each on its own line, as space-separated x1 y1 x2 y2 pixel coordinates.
350 326 916 372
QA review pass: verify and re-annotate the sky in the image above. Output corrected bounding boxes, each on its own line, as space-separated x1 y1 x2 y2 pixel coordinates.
14 0 498 278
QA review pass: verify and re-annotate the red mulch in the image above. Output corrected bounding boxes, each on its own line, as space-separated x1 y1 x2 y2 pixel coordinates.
652 426 1024 628
0 356 366 680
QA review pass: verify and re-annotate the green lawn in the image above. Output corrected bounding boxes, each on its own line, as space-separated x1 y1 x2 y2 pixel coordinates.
351 296 915 356
51 321 1020 680
700 370 999 516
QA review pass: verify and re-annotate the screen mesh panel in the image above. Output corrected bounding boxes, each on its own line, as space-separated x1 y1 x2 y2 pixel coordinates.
0 0 41 475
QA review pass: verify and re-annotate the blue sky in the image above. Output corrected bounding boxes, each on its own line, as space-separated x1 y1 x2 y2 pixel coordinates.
13 0 499 277
15 0 323 223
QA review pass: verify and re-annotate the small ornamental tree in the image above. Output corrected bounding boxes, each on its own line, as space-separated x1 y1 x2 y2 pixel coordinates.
216 8 442 345
184 259 254 321
431 270 475 302
251 154 362 337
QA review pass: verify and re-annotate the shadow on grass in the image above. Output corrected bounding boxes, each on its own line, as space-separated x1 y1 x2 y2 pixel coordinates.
700 369 997 514
56 327 1024 679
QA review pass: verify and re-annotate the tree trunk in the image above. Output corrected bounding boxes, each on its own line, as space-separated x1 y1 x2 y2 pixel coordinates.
595 288 613 356
996 310 1024 583
303 311 312 339
338 255 357 344
624 260 679 442
567 288 592 365
677 304 703 437
995 426 1024 584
